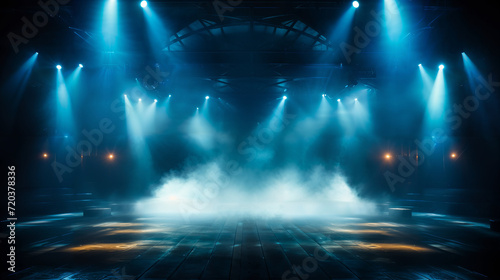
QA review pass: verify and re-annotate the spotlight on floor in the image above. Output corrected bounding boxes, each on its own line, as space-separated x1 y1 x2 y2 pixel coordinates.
352 1 359 8
439 64 445 70
140 1 147 8
283 96 287 100
56 65 62 70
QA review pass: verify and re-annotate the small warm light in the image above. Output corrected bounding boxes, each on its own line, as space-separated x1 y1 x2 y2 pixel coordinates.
385 153 392 159
451 153 457 159
43 153 48 158
108 154 114 159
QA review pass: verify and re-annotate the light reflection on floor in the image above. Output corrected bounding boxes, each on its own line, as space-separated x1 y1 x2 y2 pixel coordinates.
8 212 499 279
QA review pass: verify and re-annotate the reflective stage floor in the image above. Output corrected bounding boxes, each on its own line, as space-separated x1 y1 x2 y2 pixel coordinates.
5 212 500 279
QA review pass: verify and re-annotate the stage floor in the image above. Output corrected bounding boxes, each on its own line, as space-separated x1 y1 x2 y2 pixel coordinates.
6 212 500 279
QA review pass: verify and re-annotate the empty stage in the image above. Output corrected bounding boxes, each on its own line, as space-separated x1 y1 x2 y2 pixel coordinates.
6 213 500 279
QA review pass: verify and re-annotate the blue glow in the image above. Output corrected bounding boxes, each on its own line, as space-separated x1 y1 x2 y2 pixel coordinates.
418 64 433 96
56 70 76 135
5 52 38 107
67 64 83 90
141 1 169 61
79 64 83 68
206 96 210 100
124 94 154 186
328 4 356 45
56 65 62 70
462 52 485 92
425 66 446 123
102 0 118 50
352 94 371 134
439 64 445 70
283 96 287 100
384 0 403 41
352 1 359 8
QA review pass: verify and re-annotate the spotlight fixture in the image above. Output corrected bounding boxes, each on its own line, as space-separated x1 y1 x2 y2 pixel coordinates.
138 98 142 102
283 96 287 100
168 94 172 97
196 107 199 110
322 94 326 97
337 99 341 102
124 94 127 97
418 63 422 67
154 99 158 103
56 65 62 70
78 64 83 68
205 96 210 100
140 0 147 8
354 98 358 101
439 64 445 70
352 1 359 8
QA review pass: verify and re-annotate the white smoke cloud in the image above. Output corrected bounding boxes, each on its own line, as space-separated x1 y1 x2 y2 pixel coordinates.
135 160 377 219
